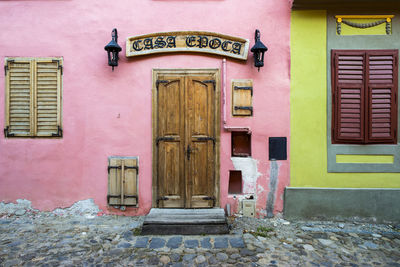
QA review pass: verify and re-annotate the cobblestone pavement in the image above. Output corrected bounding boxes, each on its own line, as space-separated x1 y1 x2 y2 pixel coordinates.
0 213 400 267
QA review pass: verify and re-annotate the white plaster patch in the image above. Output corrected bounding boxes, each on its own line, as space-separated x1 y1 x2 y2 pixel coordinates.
52 199 100 218
0 199 38 216
231 157 262 194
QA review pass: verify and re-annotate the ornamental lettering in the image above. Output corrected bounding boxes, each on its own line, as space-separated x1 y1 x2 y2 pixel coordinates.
132 35 242 55
126 31 249 60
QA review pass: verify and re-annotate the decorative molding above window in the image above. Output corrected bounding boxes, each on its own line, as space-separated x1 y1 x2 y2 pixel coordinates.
335 15 394 35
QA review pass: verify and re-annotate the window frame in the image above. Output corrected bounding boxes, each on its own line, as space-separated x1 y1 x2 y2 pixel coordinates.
4 57 63 138
331 49 398 144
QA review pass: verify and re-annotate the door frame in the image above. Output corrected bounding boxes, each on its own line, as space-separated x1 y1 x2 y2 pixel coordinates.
152 68 221 208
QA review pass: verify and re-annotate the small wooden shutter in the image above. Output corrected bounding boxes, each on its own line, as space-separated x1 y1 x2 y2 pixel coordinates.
5 59 33 137
232 79 253 116
332 51 365 143
35 59 62 137
108 157 138 206
366 51 398 143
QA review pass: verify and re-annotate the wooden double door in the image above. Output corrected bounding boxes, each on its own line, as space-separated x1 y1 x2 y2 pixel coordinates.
153 69 220 208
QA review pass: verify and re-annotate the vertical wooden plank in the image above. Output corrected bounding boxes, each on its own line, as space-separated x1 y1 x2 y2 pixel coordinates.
121 160 125 205
5 59 10 131
108 158 121 205
32 59 37 136
123 158 138 206
56 59 62 131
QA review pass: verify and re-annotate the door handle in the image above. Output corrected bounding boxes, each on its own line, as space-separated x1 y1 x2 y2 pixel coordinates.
186 145 191 160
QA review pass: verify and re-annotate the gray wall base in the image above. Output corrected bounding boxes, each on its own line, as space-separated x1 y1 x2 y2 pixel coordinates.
284 187 400 223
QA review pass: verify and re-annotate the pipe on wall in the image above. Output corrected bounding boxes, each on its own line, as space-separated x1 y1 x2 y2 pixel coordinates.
221 58 251 133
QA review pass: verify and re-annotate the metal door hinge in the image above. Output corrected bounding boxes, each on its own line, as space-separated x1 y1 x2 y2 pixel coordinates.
156 80 168 90
156 136 175 145
203 80 216 90
108 165 139 174
203 196 216 206
52 59 63 75
157 196 169 205
4 60 14 75
107 194 138 205
234 106 253 116
52 126 63 137
196 136 216 147
4 126 15 137
234 86 253 96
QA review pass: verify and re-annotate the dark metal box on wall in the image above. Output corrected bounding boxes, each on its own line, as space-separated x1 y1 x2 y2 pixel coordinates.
269 137 287 160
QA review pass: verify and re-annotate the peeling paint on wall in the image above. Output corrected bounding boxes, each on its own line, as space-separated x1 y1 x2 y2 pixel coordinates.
266 160 280 217
231 157 262 194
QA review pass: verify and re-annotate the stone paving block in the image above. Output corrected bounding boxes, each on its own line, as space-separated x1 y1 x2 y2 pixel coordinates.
229 237 245 248
200 237 212 249
134 237 149 248
122 230 133 241
240 248 256 256
167 236 183 249
182 254 196 262
184 239 199 248
214 237 229 249
170 253 181 262
148 256 160 265
117 242 131 248
149 237 166 249
216 252 229 261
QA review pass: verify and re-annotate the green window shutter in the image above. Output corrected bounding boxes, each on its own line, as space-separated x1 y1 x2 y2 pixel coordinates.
35 59 62 137
5 59 34 137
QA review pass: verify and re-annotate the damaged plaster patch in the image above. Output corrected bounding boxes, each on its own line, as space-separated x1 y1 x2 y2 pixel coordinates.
266 160 280 218
53 199 100 218
0 199 38 216
0 199 101 218
231 157 262 194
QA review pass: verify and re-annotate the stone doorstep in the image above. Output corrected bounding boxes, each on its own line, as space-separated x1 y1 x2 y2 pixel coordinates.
142 208 229 235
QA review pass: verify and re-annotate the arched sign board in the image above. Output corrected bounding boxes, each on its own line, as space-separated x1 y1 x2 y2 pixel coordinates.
126 31 249 60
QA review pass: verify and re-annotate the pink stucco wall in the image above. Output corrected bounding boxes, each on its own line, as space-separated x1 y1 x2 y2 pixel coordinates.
0 0 291 216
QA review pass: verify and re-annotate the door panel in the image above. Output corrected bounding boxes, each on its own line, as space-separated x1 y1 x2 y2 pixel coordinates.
186 76 215 208
156 77 185 208
155 72 217 208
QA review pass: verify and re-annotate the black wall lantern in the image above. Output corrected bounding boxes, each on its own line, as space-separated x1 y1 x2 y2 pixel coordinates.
250 29 268 71
104 28 122 71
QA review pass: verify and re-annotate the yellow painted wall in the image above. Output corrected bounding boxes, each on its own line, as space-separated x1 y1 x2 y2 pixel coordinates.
290 10 400 188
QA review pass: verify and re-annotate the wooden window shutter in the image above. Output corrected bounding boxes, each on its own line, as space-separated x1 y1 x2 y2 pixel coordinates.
108 157 138 207
232 79 253 116
332 51 366 143
366 51 398 143
4 57 62 138
4 59 34 137
35 59 62 137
